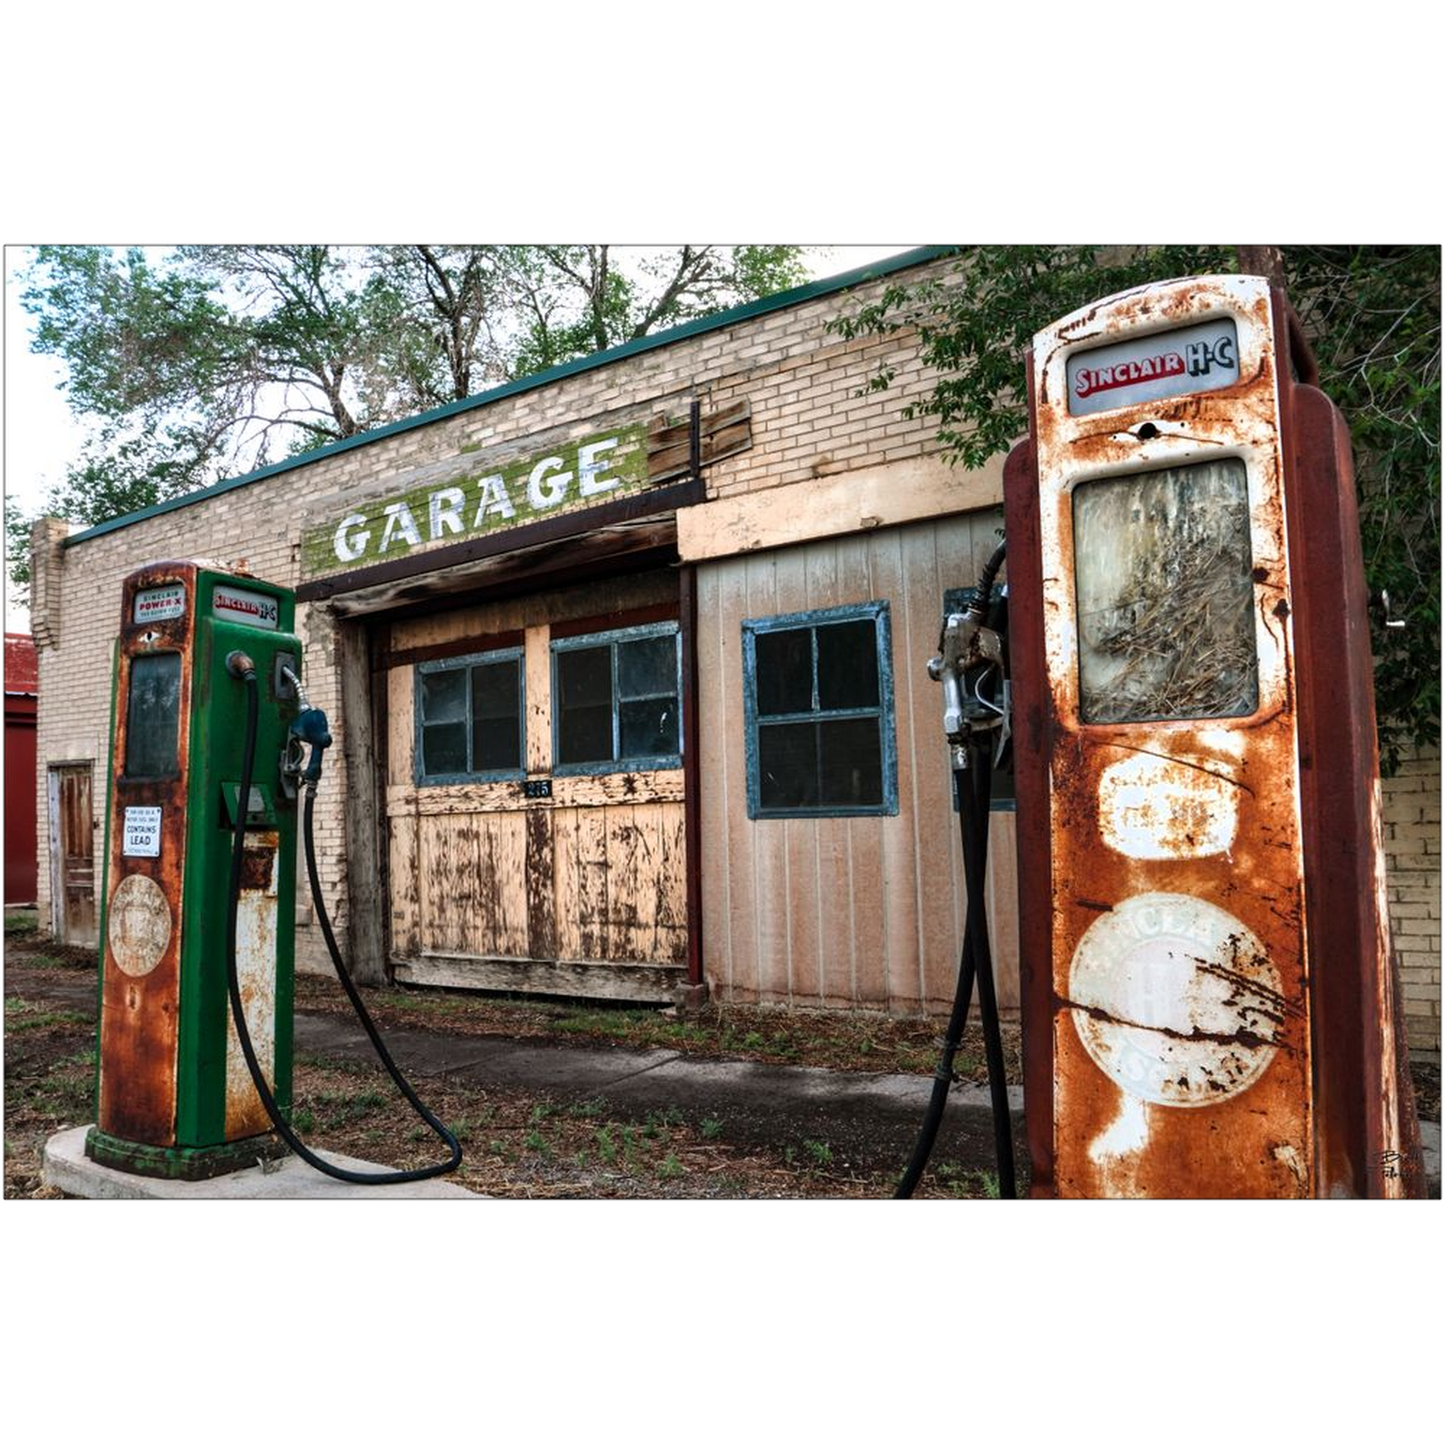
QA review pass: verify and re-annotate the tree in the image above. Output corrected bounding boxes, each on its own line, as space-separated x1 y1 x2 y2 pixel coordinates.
829 245 1441 768
8 243 810 596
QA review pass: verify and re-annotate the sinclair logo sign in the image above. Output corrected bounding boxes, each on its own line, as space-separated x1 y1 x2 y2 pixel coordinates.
1067 317 1240 416
301 422 651 579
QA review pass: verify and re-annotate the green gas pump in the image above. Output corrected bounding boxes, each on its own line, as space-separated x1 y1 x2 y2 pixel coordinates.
87 560 301 1180
87 560 460 1187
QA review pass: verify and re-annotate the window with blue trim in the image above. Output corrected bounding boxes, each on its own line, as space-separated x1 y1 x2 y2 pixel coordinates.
742 601 897 818
416 647 525 782
551 623 682 774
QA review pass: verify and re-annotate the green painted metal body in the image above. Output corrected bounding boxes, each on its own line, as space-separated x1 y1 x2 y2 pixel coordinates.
90 563 301 1180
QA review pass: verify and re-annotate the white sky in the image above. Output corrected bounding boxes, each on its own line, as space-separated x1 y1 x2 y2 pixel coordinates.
1 244 912 631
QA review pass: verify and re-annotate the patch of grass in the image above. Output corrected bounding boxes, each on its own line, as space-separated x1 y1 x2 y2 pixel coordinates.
4 997 91 1032
292 1108 317 1133
803 1139 833 1168
523 1130 550 1156
700 1117 723 1139
4 911 39 936
565 1097 607 1120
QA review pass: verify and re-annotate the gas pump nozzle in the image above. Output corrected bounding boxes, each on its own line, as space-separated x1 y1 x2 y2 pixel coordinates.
929 609 1006 770
279 665 332 789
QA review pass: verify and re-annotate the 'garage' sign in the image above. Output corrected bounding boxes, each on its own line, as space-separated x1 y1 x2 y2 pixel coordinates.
301 423 650 579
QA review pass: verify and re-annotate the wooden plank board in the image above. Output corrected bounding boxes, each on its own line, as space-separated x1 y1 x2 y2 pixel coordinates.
385 769 685 817
834 533 881 1007
605 804 642 961
677 455 1006 564
388 813 420 957
575 807 610 960
657 803 689 966
902 522 960 1010
524 808 557 961
395 953 685 1003
552 808 582 961
387 666 413 786
524 623 551 772
496 811 531 957
868 528 924 1012
697 568 736 997
717 556 758 1000
746 551 792 1002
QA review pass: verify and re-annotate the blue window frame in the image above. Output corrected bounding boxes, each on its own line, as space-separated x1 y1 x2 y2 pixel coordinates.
742 601 897 818
550 622 682 776
415 646 525 783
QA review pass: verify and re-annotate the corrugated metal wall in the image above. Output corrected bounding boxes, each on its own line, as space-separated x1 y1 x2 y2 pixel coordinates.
697 510 1019 1014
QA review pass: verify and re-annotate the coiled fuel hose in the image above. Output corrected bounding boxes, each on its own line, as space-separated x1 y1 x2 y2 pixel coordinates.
224 658 462 1185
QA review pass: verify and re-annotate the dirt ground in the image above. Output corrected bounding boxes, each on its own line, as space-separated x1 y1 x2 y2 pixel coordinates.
6 920 1438 1201
3 928 1018 1200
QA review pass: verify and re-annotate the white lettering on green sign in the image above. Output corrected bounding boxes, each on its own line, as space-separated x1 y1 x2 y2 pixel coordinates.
304 424 649 578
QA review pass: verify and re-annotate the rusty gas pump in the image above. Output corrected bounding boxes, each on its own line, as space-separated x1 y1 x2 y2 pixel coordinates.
1001 274 1424 1199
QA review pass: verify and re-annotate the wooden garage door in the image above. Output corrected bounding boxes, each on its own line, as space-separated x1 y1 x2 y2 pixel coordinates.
385 615 688 1001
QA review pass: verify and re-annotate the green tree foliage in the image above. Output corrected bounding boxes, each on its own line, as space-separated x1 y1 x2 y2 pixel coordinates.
830 245 1441 764
9 243 809 594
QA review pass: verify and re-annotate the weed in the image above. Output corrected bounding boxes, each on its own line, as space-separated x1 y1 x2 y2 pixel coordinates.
4 912 39 936
523 1130 549 1156
803 1139 833 1168
565 1097 607 1120
657 1153 683 1180
527 1102 556 1126
595 1126 617 1164
488 1139 507 1157
293 1108 317 1134
700 1117 723 1139
743 1031 765 1049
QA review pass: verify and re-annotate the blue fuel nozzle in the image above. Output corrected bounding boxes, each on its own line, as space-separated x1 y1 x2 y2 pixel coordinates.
290 707 332 785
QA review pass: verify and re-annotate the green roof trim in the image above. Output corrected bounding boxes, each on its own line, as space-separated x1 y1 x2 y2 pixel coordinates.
62 246 959 549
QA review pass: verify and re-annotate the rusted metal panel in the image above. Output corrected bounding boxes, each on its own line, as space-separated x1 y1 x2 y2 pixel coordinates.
97 561 198 1147
1280 354 1426 1198
1026 277 1313 1197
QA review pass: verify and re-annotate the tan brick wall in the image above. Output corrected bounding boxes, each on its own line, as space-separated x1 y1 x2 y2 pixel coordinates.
31 256 955 972
1382 746 1442 1061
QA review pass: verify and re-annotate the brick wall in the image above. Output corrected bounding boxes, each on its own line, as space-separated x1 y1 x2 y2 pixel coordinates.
30 256 955 972
1382 746 1442 1061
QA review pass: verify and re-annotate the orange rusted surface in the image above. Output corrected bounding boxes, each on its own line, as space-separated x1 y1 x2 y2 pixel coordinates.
1029 277 1313 1197
97 562 200 1147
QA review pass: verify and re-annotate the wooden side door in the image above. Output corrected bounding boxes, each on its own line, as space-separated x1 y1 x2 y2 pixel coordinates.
49 763 97 946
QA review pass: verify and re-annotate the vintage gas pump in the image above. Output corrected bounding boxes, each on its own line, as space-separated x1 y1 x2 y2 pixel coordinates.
87 559 461 1185
1003 274 1423 1199
87 561 301 1179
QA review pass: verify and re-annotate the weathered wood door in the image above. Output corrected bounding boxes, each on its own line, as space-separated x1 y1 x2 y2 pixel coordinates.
48 764 97 946
384 583 689 1001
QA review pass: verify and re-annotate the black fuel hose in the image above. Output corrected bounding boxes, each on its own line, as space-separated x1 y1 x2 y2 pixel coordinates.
225 666 462 1185
893 747 1014 1197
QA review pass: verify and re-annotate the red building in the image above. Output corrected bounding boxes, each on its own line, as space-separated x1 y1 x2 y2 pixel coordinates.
5 632 39 905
